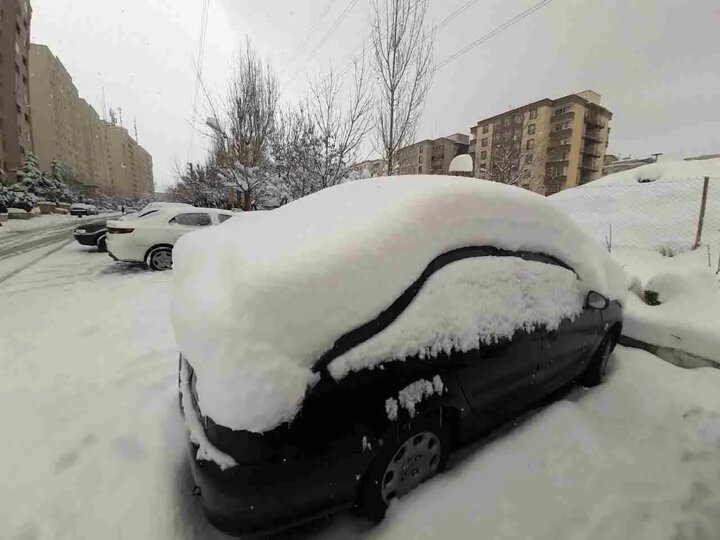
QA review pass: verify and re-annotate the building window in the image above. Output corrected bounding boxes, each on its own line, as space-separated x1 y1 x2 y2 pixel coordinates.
419 146 423 153
514 114 522 124
480 150 487 160
525 154 532 164
482 124 489 134
527 124 536 135
529 109 537 120
526 139 535 150
481 138 487 147
418 156 422 163
560 138 568 146
418 166 423 173
503 117 510 126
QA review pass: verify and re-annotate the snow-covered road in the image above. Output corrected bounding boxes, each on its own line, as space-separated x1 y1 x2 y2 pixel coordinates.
1 243 719 540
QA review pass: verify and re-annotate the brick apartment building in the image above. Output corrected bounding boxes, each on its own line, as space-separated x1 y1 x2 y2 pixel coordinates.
29 44 154 196
470 90 612 194
0 0 33 181
397 133 470 175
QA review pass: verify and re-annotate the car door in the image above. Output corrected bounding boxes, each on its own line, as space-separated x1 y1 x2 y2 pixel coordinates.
166 212 213 242
537 302 602 394
456 328 543 425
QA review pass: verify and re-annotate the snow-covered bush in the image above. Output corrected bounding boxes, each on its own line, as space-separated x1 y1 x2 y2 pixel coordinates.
0 186 38 212
13 155 76 204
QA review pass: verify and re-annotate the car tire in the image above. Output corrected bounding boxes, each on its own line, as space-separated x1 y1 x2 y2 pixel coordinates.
96 235 107 252
147 247 173 271
578 331 616 387
358 413 451 523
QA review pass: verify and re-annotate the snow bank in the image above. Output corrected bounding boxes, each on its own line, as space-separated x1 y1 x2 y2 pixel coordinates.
172 176 625 433
328 257 584 379
551 159 720 252
611 247 720 364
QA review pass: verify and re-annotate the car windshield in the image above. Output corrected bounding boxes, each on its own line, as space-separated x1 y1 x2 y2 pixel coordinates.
3 1 718 539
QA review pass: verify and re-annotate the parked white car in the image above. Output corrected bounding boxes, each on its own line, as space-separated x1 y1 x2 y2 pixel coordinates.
106 207 234 270
119 202 193 221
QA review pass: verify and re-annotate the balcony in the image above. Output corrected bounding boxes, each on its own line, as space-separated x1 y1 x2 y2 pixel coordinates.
581 146 601 158
582 130 604 143
546 156 569 164
552 110 575 122
584 114 605 129
549 128 573 139
547 142 571 153
580 163 598 172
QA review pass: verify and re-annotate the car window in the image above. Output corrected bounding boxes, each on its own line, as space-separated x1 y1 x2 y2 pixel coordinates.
170 213 212 227
327 255 583 379
217 214 233 223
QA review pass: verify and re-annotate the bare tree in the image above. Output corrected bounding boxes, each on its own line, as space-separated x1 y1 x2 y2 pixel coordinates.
479 114 547 194
370 0 433 175
216 43 279 210
309 60 373 188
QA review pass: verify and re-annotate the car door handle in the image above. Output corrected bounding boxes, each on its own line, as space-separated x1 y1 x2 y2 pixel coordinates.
547 330 558 341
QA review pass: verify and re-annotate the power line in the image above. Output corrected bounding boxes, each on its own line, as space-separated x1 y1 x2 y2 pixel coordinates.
286 0 361 86
188 0 211 158
434 0 555 73
283 0 341 72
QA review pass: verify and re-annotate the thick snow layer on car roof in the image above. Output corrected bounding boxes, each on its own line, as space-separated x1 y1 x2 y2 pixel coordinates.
172 176 626 433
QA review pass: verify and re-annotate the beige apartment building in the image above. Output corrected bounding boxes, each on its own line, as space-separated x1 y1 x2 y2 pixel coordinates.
398 133 470 175
0 0 33 180
470 90 613 194
28 44 154 196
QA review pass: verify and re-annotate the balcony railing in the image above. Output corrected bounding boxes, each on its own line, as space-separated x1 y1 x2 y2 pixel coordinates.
582 130 604 143
584 115 605 129
552 110 575 121
581 147 601 158
549 128 573 139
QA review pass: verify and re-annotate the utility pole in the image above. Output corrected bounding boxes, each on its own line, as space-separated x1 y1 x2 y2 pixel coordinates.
694 176 710 249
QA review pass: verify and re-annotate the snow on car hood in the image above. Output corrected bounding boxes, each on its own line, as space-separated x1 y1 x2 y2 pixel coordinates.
171 176 626 433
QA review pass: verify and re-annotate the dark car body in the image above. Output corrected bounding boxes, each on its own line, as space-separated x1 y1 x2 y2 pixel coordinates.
73 221 107 250
180 246 623 536
70 204 99 216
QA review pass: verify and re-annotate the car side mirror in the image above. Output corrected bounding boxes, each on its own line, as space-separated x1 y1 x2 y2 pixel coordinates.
586 290 609 310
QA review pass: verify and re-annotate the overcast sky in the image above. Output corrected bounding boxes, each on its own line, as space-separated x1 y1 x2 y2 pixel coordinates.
31 0 720 191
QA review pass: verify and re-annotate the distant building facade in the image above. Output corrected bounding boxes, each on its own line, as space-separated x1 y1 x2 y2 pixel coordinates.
28 44 154 196
352 158 385 178
601 155 655 176
397 133 470 175
0 0 33 181
470 90 613 194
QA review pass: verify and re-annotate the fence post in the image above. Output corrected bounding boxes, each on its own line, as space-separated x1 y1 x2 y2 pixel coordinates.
694 176 710 249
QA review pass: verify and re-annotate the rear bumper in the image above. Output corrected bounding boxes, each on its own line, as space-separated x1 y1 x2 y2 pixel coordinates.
106 234 144 263
74 232 101 246
188 443 368 536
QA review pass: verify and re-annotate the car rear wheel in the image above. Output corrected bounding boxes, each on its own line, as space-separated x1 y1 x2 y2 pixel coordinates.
147 247 173 271
96 234 107 252
578 331 616 387
358 414 450 523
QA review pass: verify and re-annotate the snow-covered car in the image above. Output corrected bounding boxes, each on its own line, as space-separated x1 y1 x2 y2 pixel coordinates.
73 221 108 252
120 201 193 221
69 203 98 216
106 207 234 270
172 177 626 535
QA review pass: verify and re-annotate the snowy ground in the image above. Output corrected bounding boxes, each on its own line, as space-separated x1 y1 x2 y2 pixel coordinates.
2 243 720 539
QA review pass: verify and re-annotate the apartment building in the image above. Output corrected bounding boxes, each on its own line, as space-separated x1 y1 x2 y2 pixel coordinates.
398 133 470 175
470 90 612 194
29 43 154 196
0 0 33 180
352 158 385 177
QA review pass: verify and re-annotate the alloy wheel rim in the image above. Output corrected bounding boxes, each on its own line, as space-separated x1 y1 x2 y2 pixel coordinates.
153 250 172 270
381 431 441 504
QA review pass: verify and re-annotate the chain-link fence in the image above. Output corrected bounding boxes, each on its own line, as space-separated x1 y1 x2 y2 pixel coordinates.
553 175 720 253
